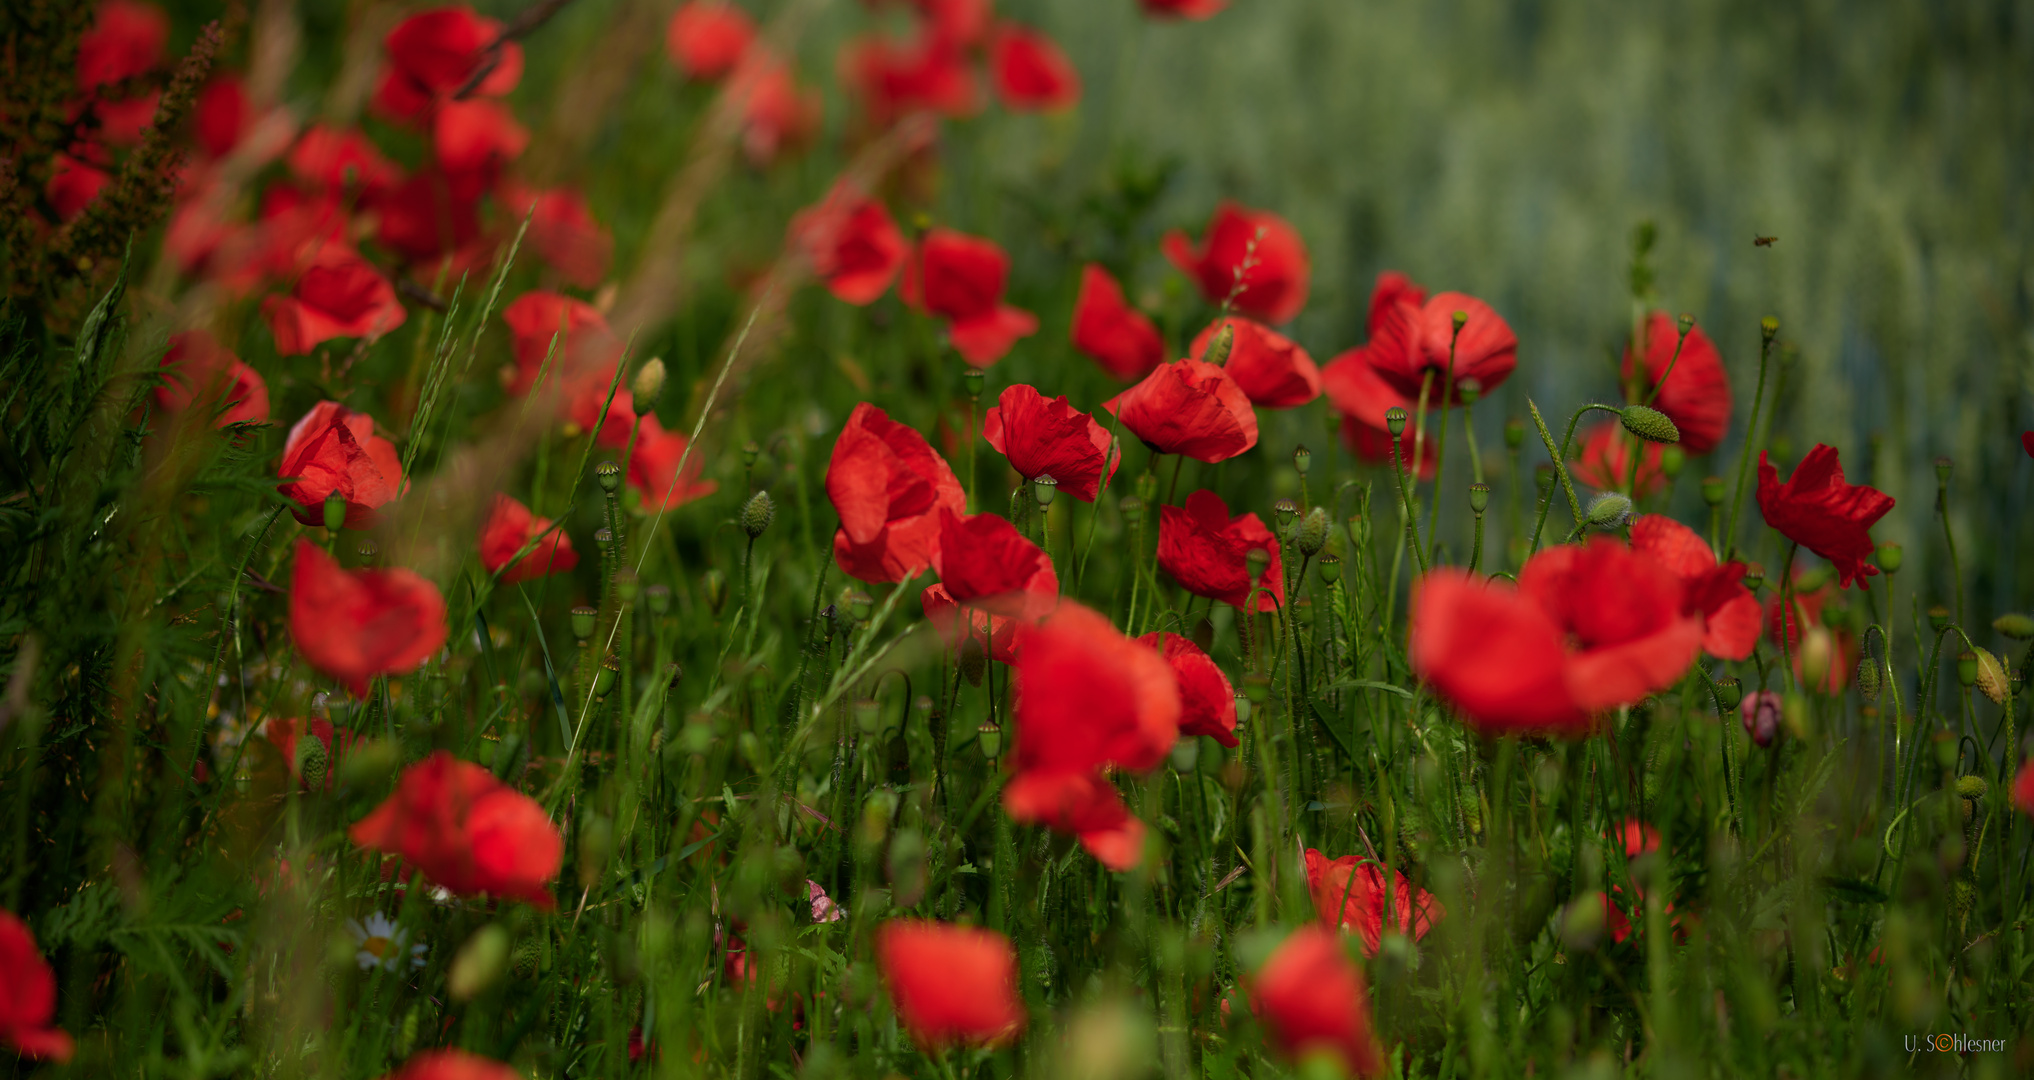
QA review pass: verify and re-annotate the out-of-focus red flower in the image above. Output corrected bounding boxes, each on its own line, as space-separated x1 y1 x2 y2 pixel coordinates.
287 124 404 196
1140 0 1227 18
988 24 1080 112
376 1049 523 1080
195 75 251 158
1137 632 1237 747
289 541 447 697
2012 759 2034 818
1517 538 1705 712
1363 270 1426 334
874 921 1024 1048
506 187 613 289
982 384 1119 502
1158 489 1283 612
351 751 560 908
1613 819 1661 858
2023 432 2034 459
827 403 965 582
1629 514 1758 660
725 50 822 166
277 401 402 528
629 417 720 510
666 1 756 81
1001 768 1147 868
374 6 523 123
1412 570 1584 735
480 494 578 583
1741 689 1781 747
433 98 528 185
791 182 906 305
1571 420 1665 497
373 172 484 264
262 716 356 789
1361 276 1517 406
156 330 269 427
1249 926 1385 1079
1321 344 1431 477
1764 576 1853 695
932 510 1058 617
500 291 618 394
923 583 1019 662
1303 849 1443 956
1103 358 1257 462
48 153 110 221
1189 316 1321 408
842 32 980 125
263 248 408 355
0 910 74 1063
1623 311 1730 455
78 0 167 144
1071 263 1163 380
902 228 1037 366
1755 444 1894 590
1162 201 1309 324
891 0 992 46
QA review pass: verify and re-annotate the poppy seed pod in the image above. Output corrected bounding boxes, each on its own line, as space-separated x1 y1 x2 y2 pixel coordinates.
1233 692 1252 727
1585 492 1634 530
1032 474 1059 507
1876 542 1902 573
1677 312 1696 336
846 590 874 621
1994 613 2034 639
1292 444 1312 475
962 367 985 399
1619 404 1680 444
1928 605 1950 632
1739 563 1765 591
645 583 672 615
1503 416 1527 450
1244 546 1271 583
1957 651 1979 688
977 721 1002 760
323 491 347 532
1273 498 1299 524
1934 456 1953 489
632 357 667 406
741 490 776 539
1712 676 1743 714
616 568 640 603
741 441 761 467
595 459 622 493
1169 737 1199 774
1203 323 1234 367
1760 316 1780 343
1385 407 1408 437
593 527 614 552
570 606 598 641
1295 507 1330 557
1318 554 1343 584
1468 484 1490 515
1119 495 1144 525
1660 445 1685 479
595 654 619 698
1457 376 1482 406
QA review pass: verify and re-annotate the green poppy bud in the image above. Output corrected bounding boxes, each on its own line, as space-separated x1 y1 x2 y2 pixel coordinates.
702 569 728 614
1856 658 1882 703
1504 417 1526 450
1620 404 1681 444
595 459 622 493
1204 323 1235 367
1993 613 2034 640
1295 507 1330 557
741 490 776 539
296 737 329 791
631 357 666 407
1660 445 1685 480
1457 377 1482 406
1973 648 2009 705
741 441 761 467
1875 542 1902 573
449 925 510 1001
1586 493 1635 530
1760 316 1780 343
1956 774 1988 802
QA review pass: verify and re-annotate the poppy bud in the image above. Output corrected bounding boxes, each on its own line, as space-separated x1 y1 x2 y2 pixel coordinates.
450 924 510 1001
1951 877 1976 922
1318 554 1343 585
1457 377 1482 407
741 441 761 467
703 569 729 614
1120 495 1144 525
845 589 874 621
1760 316 1779 344
511 935 543 979
323 491 347 531
616 568 640 603
1741 690 1781 747
632 357 667 407
959 634 987 687
1800 627 1834 689
1957 651 1979 688
570 605 598 641
977 721 1002 760
962 366 985 400
1585 493 1634 531
645 583 672 615
1244 546 1270 583
1295 507 1329 557
1451 309 1469 332
1956 773 1988 802
1782 691 1812 741
1973 648 2009 705
741 490 776 539
1204 324 1234 367
596 459 622 493
1991 613 2034 640
594 527 614 552
1033 473 1059 507
595 654 619 698
1928 605 1949 632
1701 475 1725 506
1856 658 1882 702
1934 456 1952 490
1712 676 1743 714
1875 542 1902 574
1169 737 1199 773
297 736 329 791
1385 407 1408 437
1660 445 1685 480
1292 444 1312 476
1677 313 1696 336
1468 484 1490 515
1619 404 1680 444
1233 692 1252 728
1740 563 1765 591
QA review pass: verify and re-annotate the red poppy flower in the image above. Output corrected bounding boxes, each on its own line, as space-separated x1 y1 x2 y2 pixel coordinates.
1070 263 1163 380
826 403 966 582
48 153 110 221
2023 432 2034 459
1162 201 1309 324
1623 311 1730 455
1755 444 1894 589
376 1049 523 1080
2013 760 2034 818
629 417 720 510
1411 570 1586 735
895 0 992 46
156 330 269 427
373 172 485 264
1249 926 1385 1079
195 75 251 158
351 751 561 908
262 716 357 790
1764 577 1853 694
1157 490 1283 612
1189 316 1322 408
263 248 408 355
277 401 402 528
842 31 980 125
1629 514 1759 660
1571 421 1665 497
1613 819 1661 858
1140 0 1227 17
78 0 168 144
287 125 404 196
289 541 448 697
1363 271 1426 334
791 182 906 305
500 292 618 394
480 494 578 584
1303 849 1444 956
981 384 1120 502
932 510 1059 617
1103 358 1258 462
1321 345 1432 477
374 6 523 122
1002 768 1148 870
1741 689 1781 747
433 99 528 184
1137 632 1237 747
1516 538 1705 711
731 52 821 166
902 228 1037 366
923 583 1020 661
874 921 1025 1048
0 910 74 1063
666 1 756 81
988 24 1080 112
1362 280 1517 406
501 187 613 289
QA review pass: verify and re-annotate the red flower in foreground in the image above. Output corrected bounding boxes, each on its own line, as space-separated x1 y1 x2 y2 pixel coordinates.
1362 277 1517 406
1250 926 1385 1079
1137 632 1237 747
374 6 523 122
988 24 1080 111
1623 311 1730 455
932 510 1058 617
1190 316 1322 408
1303 849 1444 956
1158 490 1283 613
1629 514 1759 660
1071 263 1163 380
629 418 720 510
827 403 966 582
1140 0 1228 21
0 910 74 1063
666 1 756 81
1162 201 1310 324
903 228 1038 366
791 183 907 305
875 921 1025 1048
1571 420 1665 497
1756 444 1894 589
500 292 618 394
982 384 1120 502
480 494 578 584
1103 358 1258 462
277 401 402 528
351 751 561 908
289 541 448 697
2013 759 2034 818
156 330 269 427
263 249 408 355
1516 538 1705 711
377 1049 522 1080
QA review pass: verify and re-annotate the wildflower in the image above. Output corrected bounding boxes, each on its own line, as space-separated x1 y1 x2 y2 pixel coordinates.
1765 576 1854 694
155 330 269 427
826 403 966 583
730 51 822 166
0 910 74 1063
501 188 613 289
1321 349 1433 476
809 880 845 923
432 99 529 187
1136 632 1238 747
1741 690 1782 747
500 292 619 394
841 30 980 125
902 228 1038 366
1302 849 1444 956
78 0 169 144
1103 358 1258 462
790 183 907 305
1515 537 1705 711
346 912 428 971
371 171 487 265
1162 201 1310 324
1157 490 1284 613
480 494 578 584
922 583 1019 662
1249 926 1386 1078
1756 444 1895 589
289 541 448 697
2012 760 2034 818
1140 0 1228 18
629 418 721 511
374 6 524 123
276 401 402 528
988 23 1081 112
1571 421 1666 497
1360 276 1518 406
48 153 112 222
286 125 404 196
350 751 563 908
665 1 756 81
981 384 1120 502
194 74 250 158
1070 264 1164 380
1190 316 1322 408
874 921 1025 1048
1629 515 1759 659
376 1048 523 1080
262 247 408 355
1624 312 1730 454
932 510 1059 618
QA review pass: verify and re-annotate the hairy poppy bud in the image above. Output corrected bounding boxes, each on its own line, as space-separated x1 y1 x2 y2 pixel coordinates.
297 736 329 791
977 721 1001 760
1660 445 1685 479
1204 323 1234 367
1994 613 2034 639
1468 483 1490 515
1620 404 1680 444
1712 676 1743 714
1318 555 1342 584
1033 473 1059 507
1973 648 2009 704
595 459 622 493
1701 475 1725 506
632 357 666 406
645 583 672 615
1856 658 1882 702
1457 377 1482 406
1741 690 1781 747
511 935 543 980
570 605 598 641
1585 492 1634 530
962 366 985 399
1385 407 1408 437
450 924 510 1001
1295 507 1329 557
845 590 874 621
1956 774 1988 802
741 490 776 539
1292 444 1312 476
323 491 347 531
1504 417 1525 450
1760 316 1779 343
702 569 728 614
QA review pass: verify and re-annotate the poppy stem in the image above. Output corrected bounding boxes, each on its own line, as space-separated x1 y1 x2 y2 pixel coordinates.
1722 320 1777 559
1386 421 1426 578
1524 399 1585 555
1166 452 1185 507
1778 541 1800 693
1425 324 1463 569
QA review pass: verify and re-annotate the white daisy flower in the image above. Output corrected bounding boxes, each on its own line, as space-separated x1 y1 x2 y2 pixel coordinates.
347 913 428 971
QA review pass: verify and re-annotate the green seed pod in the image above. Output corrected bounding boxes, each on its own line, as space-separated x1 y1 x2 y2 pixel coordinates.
741 441 761 467
593 527 614 552
1203 323 1235 367
1956 651 1979 688
1740 564 1765 591
1385 407 1408 437
1711 676 1743 714
854 698 882 737
1295 507 1330 557
631 357 666 406
1292 444 1313 476
1951 876 1977 921
1934 456 1953 489
594 654 618 698
1993 614 2034 640
1318 554 1343 585
1032 473 1059 507
1660 445 1686 479
1232 692 1252 728
1876 542 1903 574
1928 605 1950 632
845 589 874 621
1619 404 1681 444
449 924 510 1001
355 538 379 564
1955 774 1988 802
323 491 347 532
1456 376 1482 406
615 568 640 604
1503 417 1526 450
1243 672 1271 705
977 721 1002 760
595 459 622 493
1468 483 1491 515
962 366 985 399
1760 316 1780 343
1701 475 1726 506
1169 737 1199 774
1119 495 1144 525
570 605 598 641
741 490 776 539
337 739 397 789
1273 498 1299 524
1244 546 1271 582
645 583 672 615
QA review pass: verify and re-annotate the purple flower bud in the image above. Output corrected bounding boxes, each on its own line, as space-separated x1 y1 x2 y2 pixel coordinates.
1741 690 1782 748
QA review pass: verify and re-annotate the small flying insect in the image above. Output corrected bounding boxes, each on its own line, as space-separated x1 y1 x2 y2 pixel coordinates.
1753 235 1779 247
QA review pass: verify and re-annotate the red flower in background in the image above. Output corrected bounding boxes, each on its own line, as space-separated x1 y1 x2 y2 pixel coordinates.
792 183 907 304
78 0 168 143
731 52 822 166
1571 421 1666 497
156 330 269 427
1623 312 1730 454
351 751 560 908
1322 343 1432 477
263 248 408 355
289 541 448 697
1141 0 1227 17
1162 201 1309 324
666 1 756 81
433 99 528 188
903 228 1038 366
1103 358 1258 462
511 188 614 289
1742 689 1781 747
1765 576 1853 694
1190 316 1322 408
1613 819 1661 858
1517 538 1705 711
277 401 402 528
932 510 1058 617
1411 570 1587 736
826 403 965 582
923 583 1019 661
480 494 578 584
982 384 1119 502
2022 432 2034 459
904 0 992 45
1630 515 1759 660
0 910 74 1063
875 921 1025 1048
988 24 1080 111
2013 760 2034 818
500 292 618 394
288 125 404 196
1071 264 1164 380
1362 279 1517 406
842 31 980 125
194 75 250 158
1137 632 1237 747
1303 849 1444 956
374 172 485 264
1756 444 1894 589
374 6 523 122
1157 490 1283 612
48 153 110 221
1249 926 1386 1079
629 419 720 510
377 1049 523 1080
